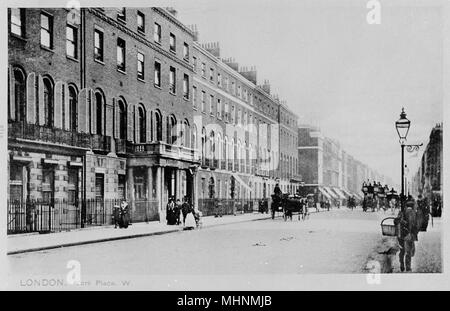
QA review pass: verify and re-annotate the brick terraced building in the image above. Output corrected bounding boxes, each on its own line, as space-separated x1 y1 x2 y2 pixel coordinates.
7 7 299 233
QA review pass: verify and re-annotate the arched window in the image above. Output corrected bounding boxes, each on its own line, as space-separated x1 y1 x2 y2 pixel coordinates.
13 67 26 121
201 127 206 160
208 177 215 199
191 124 197 150
68 85 77 131
181 119 190 147
138 106 146 143
95 91 103 135
167 114 177 145
43 77 54 127
223 136 228 162
216 133 222 163
118 99 126 140
155 110 162 141
209 131 215 160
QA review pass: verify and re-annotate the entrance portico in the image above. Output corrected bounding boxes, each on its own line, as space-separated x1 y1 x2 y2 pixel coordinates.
127 142 200 222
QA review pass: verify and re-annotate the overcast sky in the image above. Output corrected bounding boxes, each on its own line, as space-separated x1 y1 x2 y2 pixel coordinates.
175 0 444 185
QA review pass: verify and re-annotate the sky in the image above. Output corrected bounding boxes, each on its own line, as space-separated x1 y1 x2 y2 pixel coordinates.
174 0 444 185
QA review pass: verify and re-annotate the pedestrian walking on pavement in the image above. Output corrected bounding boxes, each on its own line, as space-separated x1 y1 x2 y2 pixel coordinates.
181 196 190 225
166 197 177 225
394 195 418 272
175 199 182 225
183 200 196 230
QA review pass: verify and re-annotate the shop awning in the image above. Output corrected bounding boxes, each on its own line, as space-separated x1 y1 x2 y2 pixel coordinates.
341 189 353 198
323 187 339 200
332 188 347 200
318 187 332 199
353 192 364 200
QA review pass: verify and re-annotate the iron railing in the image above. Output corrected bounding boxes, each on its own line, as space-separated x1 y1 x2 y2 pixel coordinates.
7 198 159 235
9 121 112 152
198 198 258 216
9 121 91 148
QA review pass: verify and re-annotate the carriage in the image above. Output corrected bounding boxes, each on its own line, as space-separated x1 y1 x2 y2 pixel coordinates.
271 194 307 221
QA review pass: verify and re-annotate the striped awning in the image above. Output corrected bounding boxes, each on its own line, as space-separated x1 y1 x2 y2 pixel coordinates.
332 188 347 200
318 187 332 199
323 187 339 200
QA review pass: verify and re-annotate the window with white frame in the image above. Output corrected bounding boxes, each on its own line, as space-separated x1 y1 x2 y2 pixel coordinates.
154 61 161 87
169 66 176 93
217 98 222 119
40 12 53 48
154 22 161 43
137 52 145 80
10 8 24 37
183 74 189 99
201 91 205 112
224 102 229 122
201 63 206 77
209 95 214 114
192 86 197 108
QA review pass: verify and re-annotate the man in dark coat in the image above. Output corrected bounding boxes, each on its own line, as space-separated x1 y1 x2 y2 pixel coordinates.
166 197 176 225
181 197 191 225
395 195 418 272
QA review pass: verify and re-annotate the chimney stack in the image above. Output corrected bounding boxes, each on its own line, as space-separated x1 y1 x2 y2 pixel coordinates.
202 42 220 58
261 80 270 94
223 57 239 72
165 7 178 18
187 24 199 41
239 65 257 85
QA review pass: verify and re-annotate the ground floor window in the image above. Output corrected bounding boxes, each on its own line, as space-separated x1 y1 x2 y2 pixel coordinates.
134 168 147 200
95 174 104 201
118 174 126 200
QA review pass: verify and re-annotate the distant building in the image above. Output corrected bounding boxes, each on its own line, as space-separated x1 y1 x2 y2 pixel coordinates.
297 125 392 204
411 123 442 202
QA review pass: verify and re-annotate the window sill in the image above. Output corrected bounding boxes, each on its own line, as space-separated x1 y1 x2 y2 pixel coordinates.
137 77 145 83
137 29 145 35
154 84 162 89
183 96 190 101
94 58 105 65
193 106 198 111
117 69 127 75
169 49 176 55
40 45 55 53
169 91 177 96
117 18 126 24
154 40 162 46
10 33 27 42
66 55 79 63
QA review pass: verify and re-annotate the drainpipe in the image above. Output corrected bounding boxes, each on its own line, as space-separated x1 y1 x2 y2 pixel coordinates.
80 8 87 227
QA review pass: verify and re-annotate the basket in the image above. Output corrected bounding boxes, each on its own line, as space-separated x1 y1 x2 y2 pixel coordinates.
381 217 397 236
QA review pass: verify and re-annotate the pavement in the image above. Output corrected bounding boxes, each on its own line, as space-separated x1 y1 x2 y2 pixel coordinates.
363 210 442 273
6 212 274 255
8 208 383 277
7 205 335 255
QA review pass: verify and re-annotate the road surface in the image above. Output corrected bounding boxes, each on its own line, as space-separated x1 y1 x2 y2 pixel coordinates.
7 209 441 281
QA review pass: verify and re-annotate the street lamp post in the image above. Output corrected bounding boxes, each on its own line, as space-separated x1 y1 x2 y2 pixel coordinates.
395 108 422 211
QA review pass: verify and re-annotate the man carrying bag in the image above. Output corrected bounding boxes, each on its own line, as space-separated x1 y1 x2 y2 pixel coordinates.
394 195 418 272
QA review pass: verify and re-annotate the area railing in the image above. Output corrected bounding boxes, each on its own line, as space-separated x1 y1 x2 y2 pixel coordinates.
7 198 159 235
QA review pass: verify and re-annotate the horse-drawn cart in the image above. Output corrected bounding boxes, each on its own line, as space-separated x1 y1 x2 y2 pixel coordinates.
271 194 307 221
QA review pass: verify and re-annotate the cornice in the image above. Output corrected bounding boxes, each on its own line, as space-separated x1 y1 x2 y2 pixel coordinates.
88 8 194 72
152 8 195 37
